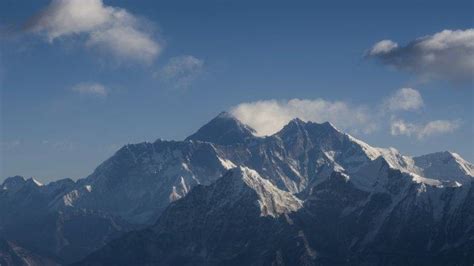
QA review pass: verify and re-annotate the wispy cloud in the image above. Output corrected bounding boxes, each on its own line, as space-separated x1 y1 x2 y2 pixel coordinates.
28 0 162 64
71 82 108 97
366 29 474 83
155 55 204 90
384 88 424 112
390 119 460 139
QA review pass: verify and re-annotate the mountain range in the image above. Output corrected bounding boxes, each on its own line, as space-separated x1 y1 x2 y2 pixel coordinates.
1 112 473 265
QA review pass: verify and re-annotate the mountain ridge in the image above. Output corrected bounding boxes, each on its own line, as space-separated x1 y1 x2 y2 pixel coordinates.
1 112 473 264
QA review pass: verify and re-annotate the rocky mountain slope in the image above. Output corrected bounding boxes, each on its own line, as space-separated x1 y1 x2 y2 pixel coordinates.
2 112 473 265
0 238 59 266
76 167 310 266
79 163 473 265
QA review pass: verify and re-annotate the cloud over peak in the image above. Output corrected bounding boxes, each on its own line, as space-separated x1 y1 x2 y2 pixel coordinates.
29 0 161 63
230 98 375 136
231 89 459 139
367 29 474 83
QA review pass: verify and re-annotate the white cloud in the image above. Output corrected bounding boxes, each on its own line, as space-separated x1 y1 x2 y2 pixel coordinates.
230 98 376 136
30 0 115 40
156 55 204 89
71 82 108 97
367 29 474 83
29 0 161 63
390 119 416 136
368 40 398 55
86 26 160 63
385 88 424 111
231 92 460 139
390 119 460 139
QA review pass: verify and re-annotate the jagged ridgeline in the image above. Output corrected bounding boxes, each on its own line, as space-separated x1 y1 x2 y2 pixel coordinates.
1 112 473 265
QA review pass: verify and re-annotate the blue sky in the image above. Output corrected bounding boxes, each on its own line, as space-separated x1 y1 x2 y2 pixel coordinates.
1 0 473 183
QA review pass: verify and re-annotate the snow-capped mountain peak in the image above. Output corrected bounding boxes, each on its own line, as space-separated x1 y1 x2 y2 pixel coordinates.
3 112 473 264
343 133 473 185
185 111 258 145
28 177 43 187
277 118 342 138
413 151 474 183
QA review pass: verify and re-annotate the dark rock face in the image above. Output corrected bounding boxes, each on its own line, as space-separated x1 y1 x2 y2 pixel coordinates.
0 178 132 264
300 170 474 265
0 238 59 266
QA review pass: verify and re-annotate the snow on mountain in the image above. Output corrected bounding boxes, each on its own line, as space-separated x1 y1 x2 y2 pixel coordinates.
79 155 474 265
70 139 234 223
345 132 473 186
218 166 302 217
2 111 473 264
346 134 417 171
217 156 237 170
30 178 43 187
49 184 93 208
70 114 474 216
186 111 258 145
413 151 474 183
4 112 470 222
79 167 309 266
